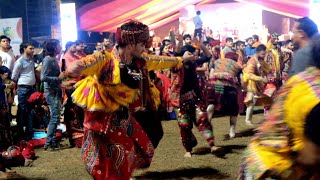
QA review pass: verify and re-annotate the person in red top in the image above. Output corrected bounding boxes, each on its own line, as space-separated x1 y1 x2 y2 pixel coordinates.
60 41 79 70
60 41 81 88
60 41 84 147
210 40 221 60
74 40 87 58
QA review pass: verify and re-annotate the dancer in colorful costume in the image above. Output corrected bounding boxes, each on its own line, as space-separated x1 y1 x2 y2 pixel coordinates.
67 20 191 180
242 45 272 126
265 34 282 89
262 34 282 115
235 41 247 114
281 40 294 83
206 52 242 138
238 40 320 180
169 39 219 158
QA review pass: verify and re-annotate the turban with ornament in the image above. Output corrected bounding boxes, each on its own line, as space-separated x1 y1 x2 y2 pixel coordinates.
116 20 150 46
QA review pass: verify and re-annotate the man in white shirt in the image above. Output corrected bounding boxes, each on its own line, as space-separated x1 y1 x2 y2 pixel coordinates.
0 35 15 71
94 41 103 53
12 42 36 141
193 11 203 39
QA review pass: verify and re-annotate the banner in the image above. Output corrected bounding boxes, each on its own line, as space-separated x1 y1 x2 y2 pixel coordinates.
0 17 23 55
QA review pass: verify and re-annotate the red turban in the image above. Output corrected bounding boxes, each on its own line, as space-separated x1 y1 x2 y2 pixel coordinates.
28 92 46 104
225 52 239 61
115 20 150 46
210 40 221 47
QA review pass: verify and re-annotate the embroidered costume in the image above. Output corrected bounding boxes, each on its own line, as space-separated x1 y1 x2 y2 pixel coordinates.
239 67 320 180
169 54 214 153
242 56 272 106
266 40 282 89
69 21 183 179
207 57 242 115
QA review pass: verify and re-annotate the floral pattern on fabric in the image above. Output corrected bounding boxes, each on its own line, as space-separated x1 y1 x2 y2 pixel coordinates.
82 112 154 180
242 56 272 106
238 67 320 180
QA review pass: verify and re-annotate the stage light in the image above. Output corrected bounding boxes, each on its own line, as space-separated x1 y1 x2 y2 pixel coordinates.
60 3 78 50
150 31 155 37
309 0 320 29
289 31 293 40
192 3 262 40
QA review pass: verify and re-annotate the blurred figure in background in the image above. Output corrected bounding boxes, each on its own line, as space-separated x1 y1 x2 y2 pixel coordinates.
94 41 103 53
244 37 256 58
11 42 36 141
221 37 235 58
289 17 319 77
239 39 320 180
281 40 294 82
193 11 203 39
41 39 64 151
74 40 86 58
242 45 271 126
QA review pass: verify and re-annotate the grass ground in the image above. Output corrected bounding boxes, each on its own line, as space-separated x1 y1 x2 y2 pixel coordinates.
11 113 264 180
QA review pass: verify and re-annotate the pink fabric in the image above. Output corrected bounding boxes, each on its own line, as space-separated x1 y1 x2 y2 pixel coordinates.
28 132 63 148
77 0 216 32
77 0 306 32
60 53 80 71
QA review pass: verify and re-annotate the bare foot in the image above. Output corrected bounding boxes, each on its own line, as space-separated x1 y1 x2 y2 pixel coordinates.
184 152 192 158
211 146 221 153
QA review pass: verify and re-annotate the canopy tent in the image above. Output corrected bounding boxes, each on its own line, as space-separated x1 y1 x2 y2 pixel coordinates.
77 0 216 32
77 0 309 32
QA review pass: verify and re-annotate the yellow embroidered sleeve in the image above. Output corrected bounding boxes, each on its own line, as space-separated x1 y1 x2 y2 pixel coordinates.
244 61 263 81
80 51 111 76
284 75 320 151
221 50 225 59
266 40 273 52
141 52 183 71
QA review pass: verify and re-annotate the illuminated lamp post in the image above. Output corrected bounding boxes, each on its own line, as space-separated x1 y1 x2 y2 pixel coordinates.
310 0 320 29
60 3 78 50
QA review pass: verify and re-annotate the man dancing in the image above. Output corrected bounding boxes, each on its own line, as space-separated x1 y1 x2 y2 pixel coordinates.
242 45 272 126
169 39 219 158
67 20 192 180
239 39 320 180
207 52 242 138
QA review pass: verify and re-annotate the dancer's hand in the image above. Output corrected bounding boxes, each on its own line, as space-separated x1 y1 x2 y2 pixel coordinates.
182 51 194 62
175 32 184 42
193 36 202 47
61 81 70 87
134 106 146 112
262 77 269 83
41 105 49 111
67 61 85 77
9 81 16 88
58 72 65 80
